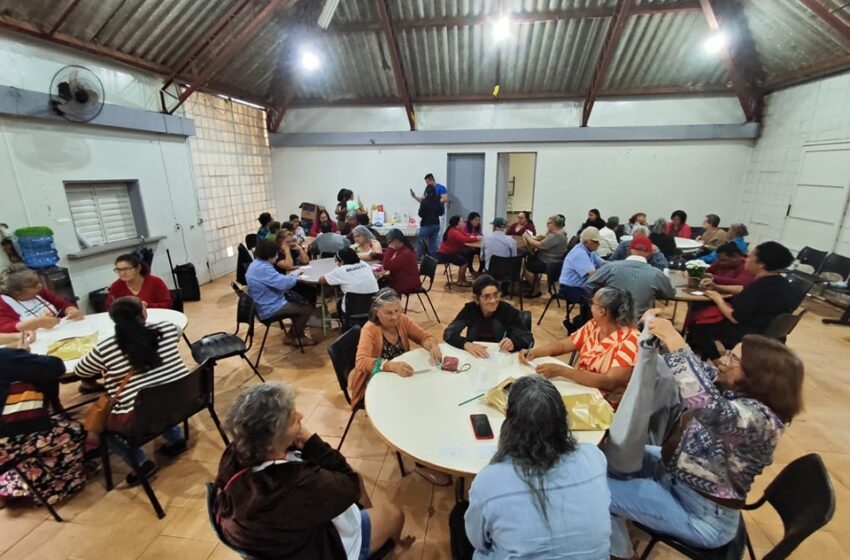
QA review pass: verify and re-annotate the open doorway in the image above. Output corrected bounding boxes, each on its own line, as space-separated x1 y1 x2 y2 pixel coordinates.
495 153 537 227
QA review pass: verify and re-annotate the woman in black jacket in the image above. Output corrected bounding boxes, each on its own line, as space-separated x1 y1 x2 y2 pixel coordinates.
443 275 534 357
417 184 443 261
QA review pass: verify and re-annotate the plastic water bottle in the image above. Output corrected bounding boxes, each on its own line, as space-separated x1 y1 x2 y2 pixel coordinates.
16 227 59 269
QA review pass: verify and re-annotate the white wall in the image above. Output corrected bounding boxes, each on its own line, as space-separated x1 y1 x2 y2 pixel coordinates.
272 141 752 235
738 71 850 254
0 32 209 308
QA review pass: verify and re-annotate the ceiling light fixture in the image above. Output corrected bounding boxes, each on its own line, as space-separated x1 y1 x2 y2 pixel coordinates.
300 49 320 71
704 31 727 55
493 16 511 42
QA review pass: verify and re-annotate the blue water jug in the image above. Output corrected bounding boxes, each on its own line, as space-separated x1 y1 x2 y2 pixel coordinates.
15 228 60 269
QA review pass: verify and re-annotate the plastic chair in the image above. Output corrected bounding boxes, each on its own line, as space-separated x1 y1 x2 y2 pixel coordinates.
245 234 258 251
101 361 229 518
636 453 835 560
538 261 575 325
788 246 828 282
327 326 408 477
230 282 305 365
488 255 525 310
236 244 253 286
339 292 376 332
763 309 807 343
402 256 441 323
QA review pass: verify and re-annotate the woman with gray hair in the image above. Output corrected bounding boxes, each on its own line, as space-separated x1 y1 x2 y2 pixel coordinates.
454 375 610 559
214 382 414 559
351 225 382 261
649 217 676 259
520 287 639 404
0 266 83 333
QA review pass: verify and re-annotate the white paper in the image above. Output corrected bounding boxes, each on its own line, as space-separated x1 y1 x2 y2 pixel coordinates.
690 290 704 296
298 265 312 270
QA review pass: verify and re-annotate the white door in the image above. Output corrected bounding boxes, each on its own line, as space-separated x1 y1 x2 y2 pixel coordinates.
780 142 850 253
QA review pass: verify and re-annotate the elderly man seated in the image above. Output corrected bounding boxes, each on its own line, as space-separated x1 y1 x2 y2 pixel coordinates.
608 225 669 270
558 227 604 333
586 237 676 317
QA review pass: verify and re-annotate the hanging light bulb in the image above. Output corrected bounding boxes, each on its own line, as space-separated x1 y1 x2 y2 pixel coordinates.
704 31 727 55
300 49 320 71
493 16 511 42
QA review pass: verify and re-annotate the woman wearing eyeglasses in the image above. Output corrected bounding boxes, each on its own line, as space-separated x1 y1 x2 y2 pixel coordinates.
443 275 533 358
106 253 172 310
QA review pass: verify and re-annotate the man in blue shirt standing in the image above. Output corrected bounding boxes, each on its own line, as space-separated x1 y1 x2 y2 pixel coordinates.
559 227 604 333
245 238 316 347
410 173 449 231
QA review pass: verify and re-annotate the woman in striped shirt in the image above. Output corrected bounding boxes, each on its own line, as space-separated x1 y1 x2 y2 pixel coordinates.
75 297 189 486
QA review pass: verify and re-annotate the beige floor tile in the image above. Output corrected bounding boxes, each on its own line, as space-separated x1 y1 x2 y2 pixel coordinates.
206 543 244 560
160 505 219 543
136 536 216 560
0 522 96 560
0 516 45 556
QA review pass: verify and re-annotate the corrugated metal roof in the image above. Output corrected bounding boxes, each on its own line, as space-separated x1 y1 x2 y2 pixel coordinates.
1 0 850 107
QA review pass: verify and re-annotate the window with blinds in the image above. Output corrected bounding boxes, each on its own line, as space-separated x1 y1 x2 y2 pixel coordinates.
65 183 139 248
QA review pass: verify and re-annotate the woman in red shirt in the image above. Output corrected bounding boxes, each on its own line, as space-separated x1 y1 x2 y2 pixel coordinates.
664 210 692 239
0 267 82 332
505 211 536 237
438 216 481 287
381 229 421 295
308 209 338 237
106 254 172 310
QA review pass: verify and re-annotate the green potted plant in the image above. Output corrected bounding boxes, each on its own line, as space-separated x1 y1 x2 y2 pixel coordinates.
684 259 709 289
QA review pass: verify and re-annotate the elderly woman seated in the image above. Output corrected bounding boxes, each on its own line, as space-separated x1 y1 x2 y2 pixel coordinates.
608 313 803 559
213 382 415 559
519 287 639 404
452 375 611 560
351 225 383 262
443 275 533 358
0 266 83 333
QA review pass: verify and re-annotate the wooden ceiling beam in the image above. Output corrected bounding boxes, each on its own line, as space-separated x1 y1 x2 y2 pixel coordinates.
582 0 633 126
376 0 416 130
49 0 83 36
798 0 850 43
699 0 763 122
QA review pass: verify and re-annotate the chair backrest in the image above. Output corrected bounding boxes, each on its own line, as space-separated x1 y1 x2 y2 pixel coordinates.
206 483 258 559
326 325 362 405
518 310 532 332
343 292 376 319
419 255 438 290
763 309 806 341
786 274 814 301
566 235 580 253
169 288 184 313
231 282 256 335
820 252 850 280
245 233 258 251
795 246 827 272
126 361 215 445
546 261 562 294
755 453 835 560
488 255 524 281
320 251 336 259
236 244 253 285
689 226 704 240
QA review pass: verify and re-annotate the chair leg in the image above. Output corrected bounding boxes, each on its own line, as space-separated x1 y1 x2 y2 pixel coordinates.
424 293 441 323
183 419 190 442
126 445 165 519
101 438 114 491
338 409 359 451
538 296 555 325
208 405 230 446
240 352 266 382
455 476 465 503
12 466 63 522
181 333 192 347
638 537 659 560
518 280 524 311
404 294 410 313
415 293 427 317
253 324 273 369
396 451 407 477
745 531 756 560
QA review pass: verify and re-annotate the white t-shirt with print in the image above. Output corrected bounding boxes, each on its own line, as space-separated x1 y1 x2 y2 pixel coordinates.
324 262 379 311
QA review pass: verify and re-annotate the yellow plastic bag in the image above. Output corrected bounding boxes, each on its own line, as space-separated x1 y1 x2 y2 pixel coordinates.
483 377 613 431
47 333 98 361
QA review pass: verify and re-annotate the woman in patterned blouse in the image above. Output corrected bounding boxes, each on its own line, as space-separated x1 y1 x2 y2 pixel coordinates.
519 287 639 403
607 312 804 559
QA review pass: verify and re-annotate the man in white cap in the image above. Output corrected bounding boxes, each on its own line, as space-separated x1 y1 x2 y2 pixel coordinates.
481 217 517 271
558 226 604 333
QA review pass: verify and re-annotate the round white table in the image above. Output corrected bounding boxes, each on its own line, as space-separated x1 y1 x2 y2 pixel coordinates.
365 342 606 477
30 308 189 372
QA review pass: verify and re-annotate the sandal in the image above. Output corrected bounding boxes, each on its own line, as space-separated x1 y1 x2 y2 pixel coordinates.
415 465 452 486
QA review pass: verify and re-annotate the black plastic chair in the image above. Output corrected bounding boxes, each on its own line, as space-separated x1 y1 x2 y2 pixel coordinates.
518 310 532 332
230 282 305 365
538 261 575 325
636 453 835 560
763 309 807 343
339 292 376 332
689 226 705 240
788 246 828 283
402 255 441 323
236 244 253 286
169 288 193 346
327 327 408 477
101 361 229 518
245 233 258 251
0 412 65 523
488 255 525 310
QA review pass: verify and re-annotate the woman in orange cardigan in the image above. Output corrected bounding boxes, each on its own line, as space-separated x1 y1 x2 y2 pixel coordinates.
349 288 442 408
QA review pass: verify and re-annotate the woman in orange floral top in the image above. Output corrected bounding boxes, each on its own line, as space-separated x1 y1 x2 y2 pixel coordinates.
519 287 638 399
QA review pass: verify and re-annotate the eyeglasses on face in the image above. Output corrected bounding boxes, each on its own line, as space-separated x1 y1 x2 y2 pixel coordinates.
113 266 136 273
479 291 500 302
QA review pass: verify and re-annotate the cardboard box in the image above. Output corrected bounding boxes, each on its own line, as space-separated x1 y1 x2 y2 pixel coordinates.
299 202 326 222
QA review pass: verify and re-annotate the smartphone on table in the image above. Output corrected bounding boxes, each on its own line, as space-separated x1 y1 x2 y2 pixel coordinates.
470 414 494 440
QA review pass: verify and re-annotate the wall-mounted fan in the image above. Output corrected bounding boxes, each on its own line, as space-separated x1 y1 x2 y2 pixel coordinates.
49 65 105 123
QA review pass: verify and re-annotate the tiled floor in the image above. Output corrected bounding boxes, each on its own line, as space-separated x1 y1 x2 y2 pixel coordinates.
1 275 847 559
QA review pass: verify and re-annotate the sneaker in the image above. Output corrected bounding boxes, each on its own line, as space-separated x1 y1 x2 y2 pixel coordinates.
159 439 188 458
125 460 158 487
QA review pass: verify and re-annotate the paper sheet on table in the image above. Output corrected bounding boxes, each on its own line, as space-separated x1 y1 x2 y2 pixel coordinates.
483 377 613 431
46 333 98 361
